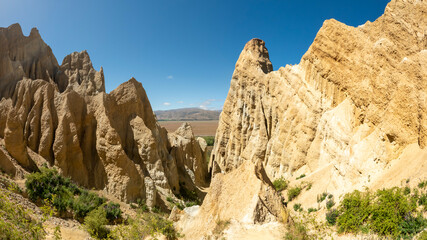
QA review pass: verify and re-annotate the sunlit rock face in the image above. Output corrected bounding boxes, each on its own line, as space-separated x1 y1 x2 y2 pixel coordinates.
210 0 427 199
0 23 208 206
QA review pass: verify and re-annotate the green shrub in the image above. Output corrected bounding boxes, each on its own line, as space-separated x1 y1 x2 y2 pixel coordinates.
334 187 427 238
419 231 427 240
0 189 45 240
113 212 182 240
25 168 78 213
143 214 182 240
288 186 302 201
326 209 339 225
336 190 371 233
398 214 427 238
369 188 416 237
104 202 122 223
418 180 427 189
317 192 328 203
185 200 198 208
328 194 333 199
419 193 427 207
151 206 161 213
135 198 149 212
293 203 302 212
201 136 215 146
84 206 109 239
326 199 335 210
273 177 288 192
285 221 311 240
296 174 306 180
404 186 411 195
308 207 317 213
72 190 106 219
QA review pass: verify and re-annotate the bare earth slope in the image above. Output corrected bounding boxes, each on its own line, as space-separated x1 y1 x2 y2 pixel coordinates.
199 0 427 236
0 24 208 207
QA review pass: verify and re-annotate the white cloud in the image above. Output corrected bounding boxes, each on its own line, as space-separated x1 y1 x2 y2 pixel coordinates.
163 102 171 106
177 101 184 104
167 75 173 79
197 99 222 110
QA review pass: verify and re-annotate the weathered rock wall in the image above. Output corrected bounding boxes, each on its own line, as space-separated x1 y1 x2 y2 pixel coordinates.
0 24 208 206
211 0 427 189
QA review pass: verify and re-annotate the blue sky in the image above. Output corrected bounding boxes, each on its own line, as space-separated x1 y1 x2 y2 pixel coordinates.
0 0 389 110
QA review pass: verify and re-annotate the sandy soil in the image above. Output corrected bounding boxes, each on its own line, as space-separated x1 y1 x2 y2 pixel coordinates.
158 120 218 136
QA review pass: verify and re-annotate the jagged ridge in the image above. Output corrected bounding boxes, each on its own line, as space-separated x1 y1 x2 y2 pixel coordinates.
0 23 208 207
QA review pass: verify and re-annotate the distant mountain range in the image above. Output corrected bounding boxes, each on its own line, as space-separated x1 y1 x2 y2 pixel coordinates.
154 108 221 121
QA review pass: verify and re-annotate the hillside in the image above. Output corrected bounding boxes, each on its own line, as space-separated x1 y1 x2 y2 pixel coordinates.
155 108 221 121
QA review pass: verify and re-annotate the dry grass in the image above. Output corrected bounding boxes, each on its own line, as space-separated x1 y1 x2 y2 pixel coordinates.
158 120 218 136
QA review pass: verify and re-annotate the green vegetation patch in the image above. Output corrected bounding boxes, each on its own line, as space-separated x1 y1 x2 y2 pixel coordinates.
273 177 289 192
0 189 45 240
25 167 121 223
327 187 427 239
112 211 182 240
296 174 306 180
288 186 302 201
200 136 215 146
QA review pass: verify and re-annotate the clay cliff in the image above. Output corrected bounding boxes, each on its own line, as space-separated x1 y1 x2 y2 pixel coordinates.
210 0 427 205
0 23 208 206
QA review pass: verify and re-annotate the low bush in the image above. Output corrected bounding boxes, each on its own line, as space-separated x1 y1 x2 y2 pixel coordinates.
25 167 121 222
84 206 109 239
398 214 427 237
418 180 427 189
143 214 182 240
112 212 182 240
419 231 427 240
104 202 122 223
288 186 302 201
273 177 288 192
73 190 106 219
336 190 371 233
134 198 149 212
293 203 302 212
317 192 328 203
419 193 427 207
326 199 335 210
26 167 78 213
296 174 306 180
308 207 317 213
331 187 427 239
285 221 311 240
201 136 215 146
0 189 45 240
326 209 339 225
404 186 411 195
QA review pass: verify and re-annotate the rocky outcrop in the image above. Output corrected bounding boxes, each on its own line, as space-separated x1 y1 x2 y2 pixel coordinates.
0 23 208 206
57 50 105 95
168 123 209 197
211 0 427 200
177 160 288 239
0 24 60 98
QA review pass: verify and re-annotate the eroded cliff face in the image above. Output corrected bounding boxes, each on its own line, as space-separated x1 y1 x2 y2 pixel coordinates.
0 24 208 206
211 0 427 200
